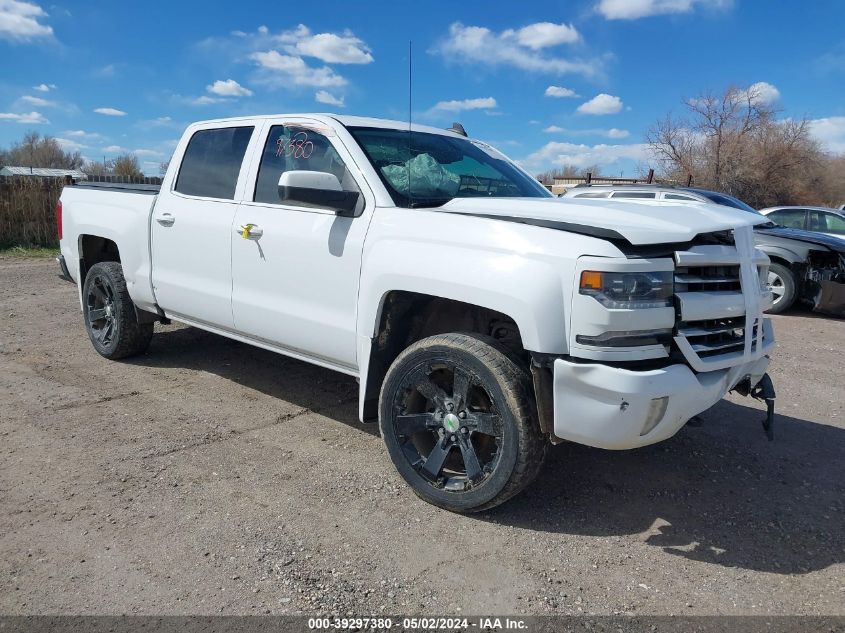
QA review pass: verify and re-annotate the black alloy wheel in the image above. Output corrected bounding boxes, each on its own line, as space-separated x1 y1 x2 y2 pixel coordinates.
379 333 546 513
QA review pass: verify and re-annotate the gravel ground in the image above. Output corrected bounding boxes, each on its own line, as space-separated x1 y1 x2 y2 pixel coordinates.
0 255 843 616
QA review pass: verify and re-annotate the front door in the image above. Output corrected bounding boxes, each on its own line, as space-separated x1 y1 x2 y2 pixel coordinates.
151 124 255 329
231 120 372 371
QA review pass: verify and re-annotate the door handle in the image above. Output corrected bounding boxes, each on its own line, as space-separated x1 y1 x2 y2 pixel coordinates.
156 213 175 227
236 224 263 240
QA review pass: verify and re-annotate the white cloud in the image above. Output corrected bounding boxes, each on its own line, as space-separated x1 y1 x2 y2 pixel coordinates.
197 24 372 93
523 140 651 170
32 82 56 92
545 85 579 98
207 79 253 97
55 137 88 151
190 95 226 105
138 116 174 127
606 128 630 139
743 81 780 105
543 125 631 139
103 145 127 153
577 93 624 115
809 116 845 154
506 22 580 49
94 64 117 77
596 0 732 20
0 0 53 41
250 50 347 87
314 90 345 107
432 22 601 77
133 148 164 157
19 94 54 107
94 107 127 116
0 110 48 123
64 129 102 140
432 97 497 112
279 24 373 64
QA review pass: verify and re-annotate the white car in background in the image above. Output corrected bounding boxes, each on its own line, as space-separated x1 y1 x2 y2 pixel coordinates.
759 206 845 241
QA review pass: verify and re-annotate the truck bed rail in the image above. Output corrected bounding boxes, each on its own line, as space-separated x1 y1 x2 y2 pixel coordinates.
71 181 161 194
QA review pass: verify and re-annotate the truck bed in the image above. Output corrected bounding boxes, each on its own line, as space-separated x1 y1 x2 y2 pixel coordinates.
72 181 161 194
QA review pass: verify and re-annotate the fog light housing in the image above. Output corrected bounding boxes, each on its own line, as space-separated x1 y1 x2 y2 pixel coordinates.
576 328 673 348
640 396 669 436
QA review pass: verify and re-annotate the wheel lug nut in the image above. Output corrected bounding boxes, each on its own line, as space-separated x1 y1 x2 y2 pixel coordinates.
450 434 456 441
458 411 466 419
446 402 454 411
461 427 468 435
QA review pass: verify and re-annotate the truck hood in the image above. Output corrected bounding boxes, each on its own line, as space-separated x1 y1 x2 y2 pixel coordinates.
438 197 767 245
755 225 845 253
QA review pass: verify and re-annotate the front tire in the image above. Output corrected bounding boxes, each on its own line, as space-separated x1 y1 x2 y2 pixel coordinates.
82 261 154 359
766 262 797 314
379 333 546 513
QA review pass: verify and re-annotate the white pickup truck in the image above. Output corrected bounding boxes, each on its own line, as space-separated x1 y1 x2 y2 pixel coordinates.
58 114 777 512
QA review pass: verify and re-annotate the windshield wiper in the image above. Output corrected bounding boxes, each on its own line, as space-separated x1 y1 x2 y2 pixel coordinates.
409 197 453 208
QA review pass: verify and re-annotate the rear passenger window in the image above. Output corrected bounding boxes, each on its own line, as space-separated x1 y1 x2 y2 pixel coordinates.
175 126 254 200
810 211 845 234
664 193 696 201
611 191 656 199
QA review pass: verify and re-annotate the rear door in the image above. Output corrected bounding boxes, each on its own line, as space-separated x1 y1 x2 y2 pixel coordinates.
151 123 258 329
230 118 373 371
809 211 845 238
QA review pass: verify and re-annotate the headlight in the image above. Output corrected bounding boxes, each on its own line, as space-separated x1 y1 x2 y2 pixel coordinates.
579 270 673 309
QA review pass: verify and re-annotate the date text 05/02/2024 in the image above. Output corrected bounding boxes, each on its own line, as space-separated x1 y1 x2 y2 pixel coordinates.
307 617 528 630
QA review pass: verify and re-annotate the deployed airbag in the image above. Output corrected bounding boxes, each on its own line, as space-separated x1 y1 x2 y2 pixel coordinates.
381 153 460 198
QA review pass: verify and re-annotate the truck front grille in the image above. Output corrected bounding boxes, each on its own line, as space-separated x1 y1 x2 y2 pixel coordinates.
672 237 772 372
674 265 741 292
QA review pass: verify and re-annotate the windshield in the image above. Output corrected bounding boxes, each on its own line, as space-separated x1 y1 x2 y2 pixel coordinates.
348 127 551 207
697 190 760 214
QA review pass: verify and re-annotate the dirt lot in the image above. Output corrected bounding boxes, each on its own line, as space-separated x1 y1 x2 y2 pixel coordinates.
1 255 843 616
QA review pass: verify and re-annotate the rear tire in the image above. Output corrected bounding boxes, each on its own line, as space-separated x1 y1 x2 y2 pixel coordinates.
379 332 546 513
82 261 154 359
766 262 797 314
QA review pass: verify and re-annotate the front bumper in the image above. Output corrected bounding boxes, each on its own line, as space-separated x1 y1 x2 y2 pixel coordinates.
552 353 771 450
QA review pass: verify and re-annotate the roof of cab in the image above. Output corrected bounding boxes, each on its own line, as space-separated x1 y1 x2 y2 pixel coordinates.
188 113 465 138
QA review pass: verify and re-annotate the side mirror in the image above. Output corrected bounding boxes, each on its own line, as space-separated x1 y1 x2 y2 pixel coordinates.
277 171 359 217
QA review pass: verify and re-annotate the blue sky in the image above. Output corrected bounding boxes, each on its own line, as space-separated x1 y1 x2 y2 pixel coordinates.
1 0 844 175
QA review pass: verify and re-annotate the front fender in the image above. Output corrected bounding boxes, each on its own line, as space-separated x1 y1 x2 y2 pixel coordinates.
357 241 570 354
756 244 804 265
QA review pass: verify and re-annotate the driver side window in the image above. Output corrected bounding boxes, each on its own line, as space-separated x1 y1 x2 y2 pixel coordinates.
253 124 361 210
770 209 806 229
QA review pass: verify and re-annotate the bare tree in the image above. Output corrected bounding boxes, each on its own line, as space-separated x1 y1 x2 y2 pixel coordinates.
112 154 143 178
2 131 84 169
647 84 835 207
536 164 601 184
83 159 112 176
